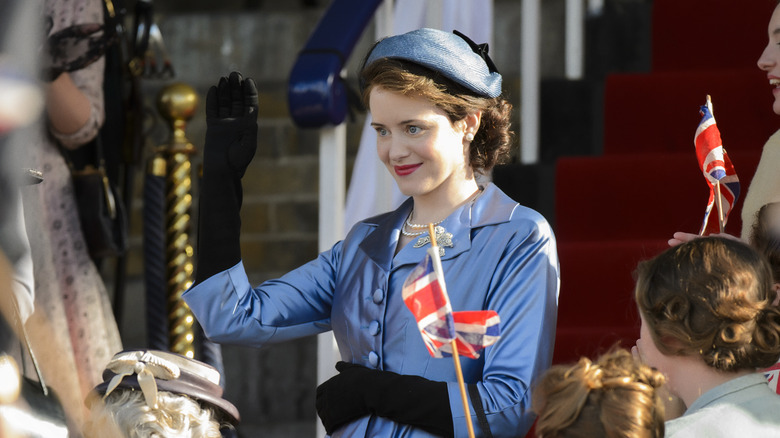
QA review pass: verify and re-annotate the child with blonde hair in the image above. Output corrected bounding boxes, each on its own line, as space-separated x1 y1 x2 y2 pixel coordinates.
532 348 666 438
83 350 239 438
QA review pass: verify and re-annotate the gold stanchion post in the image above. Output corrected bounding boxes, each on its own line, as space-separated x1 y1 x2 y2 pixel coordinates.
156 83 198 358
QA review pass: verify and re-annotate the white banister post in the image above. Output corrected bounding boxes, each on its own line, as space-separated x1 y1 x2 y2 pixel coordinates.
565 0 584 80
521 0 540 164
316 123 346 437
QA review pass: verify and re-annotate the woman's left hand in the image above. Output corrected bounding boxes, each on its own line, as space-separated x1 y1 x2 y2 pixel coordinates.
315 362 454 436
315 362 372 434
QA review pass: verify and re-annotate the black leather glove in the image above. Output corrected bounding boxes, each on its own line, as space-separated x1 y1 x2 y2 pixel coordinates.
315 361 454 437
194 71 258 285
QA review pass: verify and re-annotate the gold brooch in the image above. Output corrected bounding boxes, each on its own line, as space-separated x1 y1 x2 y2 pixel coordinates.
412 225 453 256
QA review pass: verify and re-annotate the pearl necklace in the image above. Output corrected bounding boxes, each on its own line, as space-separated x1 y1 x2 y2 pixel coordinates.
399 188 482 254
401 211 444 237
400 227 426 237
405 215 444 229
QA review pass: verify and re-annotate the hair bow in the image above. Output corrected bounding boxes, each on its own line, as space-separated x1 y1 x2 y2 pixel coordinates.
453 30 499 74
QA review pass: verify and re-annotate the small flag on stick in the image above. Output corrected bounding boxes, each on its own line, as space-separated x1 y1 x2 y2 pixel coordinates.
694 95 740 235
401 248 457 357
401 239 501 360
450 310 501 359
401 223 502 438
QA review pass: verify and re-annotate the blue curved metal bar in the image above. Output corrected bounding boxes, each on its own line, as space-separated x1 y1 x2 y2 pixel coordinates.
288 0 383 128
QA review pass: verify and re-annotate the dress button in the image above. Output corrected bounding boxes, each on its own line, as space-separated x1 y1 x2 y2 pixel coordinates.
368 351 379 367
369 321 380 336
372 289 384 304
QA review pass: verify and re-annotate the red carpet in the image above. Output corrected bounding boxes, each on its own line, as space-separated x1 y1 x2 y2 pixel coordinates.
551 0 779 366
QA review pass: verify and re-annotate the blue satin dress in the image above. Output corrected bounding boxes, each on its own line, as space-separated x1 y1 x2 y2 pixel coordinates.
183 182 560 437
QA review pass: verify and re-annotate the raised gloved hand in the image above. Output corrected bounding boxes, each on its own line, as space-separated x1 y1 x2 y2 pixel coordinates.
315 361 454 437
203 72 259 178
194 72 258 285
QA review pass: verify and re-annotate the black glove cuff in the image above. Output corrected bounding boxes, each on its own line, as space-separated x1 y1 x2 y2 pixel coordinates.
367 372 454 437
330 362 454 437
194 173 242 284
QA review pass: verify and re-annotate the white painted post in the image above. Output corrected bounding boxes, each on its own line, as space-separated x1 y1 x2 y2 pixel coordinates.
588 0 604 16
316 124 346 437
565 0 584 80
316 1 395 434
376 0 394 36
317 125 346 252
373 0 397 220
521 0 540 164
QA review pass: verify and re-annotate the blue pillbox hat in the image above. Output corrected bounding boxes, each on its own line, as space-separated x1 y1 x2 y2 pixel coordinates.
364 28 502 98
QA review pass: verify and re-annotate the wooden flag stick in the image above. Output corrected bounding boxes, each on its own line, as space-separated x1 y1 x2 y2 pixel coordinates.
715 180 725 233
705 95 726 234
428 223 476 438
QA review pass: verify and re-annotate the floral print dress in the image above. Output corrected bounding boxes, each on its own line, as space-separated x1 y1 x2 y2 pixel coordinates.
20 0 122 434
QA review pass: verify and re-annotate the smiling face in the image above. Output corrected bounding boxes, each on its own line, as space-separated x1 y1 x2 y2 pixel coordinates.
368 86 477 201
758 4 780 115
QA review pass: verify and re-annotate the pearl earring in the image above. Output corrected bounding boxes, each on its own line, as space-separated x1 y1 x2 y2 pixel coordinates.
465 132 475 142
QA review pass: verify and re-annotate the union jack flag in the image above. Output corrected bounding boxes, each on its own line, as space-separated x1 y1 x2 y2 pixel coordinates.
763 362 780 394
402 248 456 356
443 310 501 359
402 247 501 359
694 97 740 235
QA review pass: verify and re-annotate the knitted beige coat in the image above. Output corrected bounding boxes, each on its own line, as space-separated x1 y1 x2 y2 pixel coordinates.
741 129 780 240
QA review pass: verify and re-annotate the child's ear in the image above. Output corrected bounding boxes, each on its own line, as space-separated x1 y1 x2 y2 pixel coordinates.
772 283 780 306
659 335 687 353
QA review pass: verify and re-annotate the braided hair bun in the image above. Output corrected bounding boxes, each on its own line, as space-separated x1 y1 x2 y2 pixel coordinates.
532 348 666 438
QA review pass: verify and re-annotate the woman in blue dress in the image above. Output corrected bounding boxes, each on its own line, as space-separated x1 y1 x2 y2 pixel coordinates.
184 28 560 438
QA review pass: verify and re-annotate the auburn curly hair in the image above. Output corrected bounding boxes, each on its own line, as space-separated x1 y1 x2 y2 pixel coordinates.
532 348 666 438
634 236 780 371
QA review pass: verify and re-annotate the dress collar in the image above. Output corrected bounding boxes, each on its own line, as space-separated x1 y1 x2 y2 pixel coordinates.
684 373 769 415
357 183 518 271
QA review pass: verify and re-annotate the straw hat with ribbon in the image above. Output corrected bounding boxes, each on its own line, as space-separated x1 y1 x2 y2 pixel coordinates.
90 349 239 424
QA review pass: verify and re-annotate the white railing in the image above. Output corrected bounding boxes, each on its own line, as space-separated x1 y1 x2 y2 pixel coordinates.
521 0 602 163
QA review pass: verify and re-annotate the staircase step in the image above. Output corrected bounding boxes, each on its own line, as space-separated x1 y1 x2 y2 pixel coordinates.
553 239 668 364
554 150 762 242
651 0 775 72
493 162 556 229
540 78 601 162
603 70 777 155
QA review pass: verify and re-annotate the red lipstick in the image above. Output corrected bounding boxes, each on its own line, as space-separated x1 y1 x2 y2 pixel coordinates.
394 164 421 176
